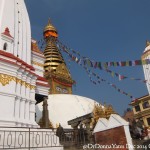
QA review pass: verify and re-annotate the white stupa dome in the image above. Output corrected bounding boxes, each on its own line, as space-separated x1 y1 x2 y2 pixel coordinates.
36 94 97 128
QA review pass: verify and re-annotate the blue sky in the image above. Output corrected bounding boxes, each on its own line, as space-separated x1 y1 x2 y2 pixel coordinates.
25 0 150 115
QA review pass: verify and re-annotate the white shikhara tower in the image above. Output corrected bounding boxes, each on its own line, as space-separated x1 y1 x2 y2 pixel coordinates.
142 41 150 94
0 0 49 127
0 0 31 63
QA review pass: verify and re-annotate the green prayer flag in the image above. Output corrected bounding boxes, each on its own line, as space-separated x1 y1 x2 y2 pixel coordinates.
126 61 129 66
97 62 102 69
114 62 117 66
103 63 108 69
111 72 115 77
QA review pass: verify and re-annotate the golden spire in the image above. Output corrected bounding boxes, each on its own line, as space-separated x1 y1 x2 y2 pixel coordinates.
43 19 74 94
43 19 63 71
44 41 65 71
43 19 58 38
44 19 57 33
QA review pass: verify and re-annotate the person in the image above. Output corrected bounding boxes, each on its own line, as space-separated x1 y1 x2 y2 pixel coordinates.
56 124 64 141
141 129 146 140
142 127 149 140
136 119 144 136
134 127 141 139
131 119 143 139
79 123 85 143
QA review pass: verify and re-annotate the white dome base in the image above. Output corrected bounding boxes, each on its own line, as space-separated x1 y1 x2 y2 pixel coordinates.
36 94 97 128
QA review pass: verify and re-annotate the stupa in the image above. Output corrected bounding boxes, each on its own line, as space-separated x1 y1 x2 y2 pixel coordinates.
36 20 100 128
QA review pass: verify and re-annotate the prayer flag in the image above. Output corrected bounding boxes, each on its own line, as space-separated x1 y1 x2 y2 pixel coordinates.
114 62 118 66
121 62 126 66
97 62 102 69
111 72 115 77
126 61 129 66
103 63 108 69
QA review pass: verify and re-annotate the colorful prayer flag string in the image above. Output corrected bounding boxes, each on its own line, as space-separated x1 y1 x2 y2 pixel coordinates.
56 40 136 100
82 57 150 84
56 39 150 68
56 40 149 85
83 65 135 100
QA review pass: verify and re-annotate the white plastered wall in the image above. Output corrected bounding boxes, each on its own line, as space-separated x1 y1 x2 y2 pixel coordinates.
142 46 150 94
31 51 45 77
0 59 39 127
0 0 31 64
93 114 133 150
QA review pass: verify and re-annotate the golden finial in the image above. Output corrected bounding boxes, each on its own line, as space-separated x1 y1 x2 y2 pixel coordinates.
48 18 51 24
47 18 51 24
44 18 57 33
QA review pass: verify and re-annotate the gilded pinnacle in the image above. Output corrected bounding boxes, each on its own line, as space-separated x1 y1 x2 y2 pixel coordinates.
44 18 57 33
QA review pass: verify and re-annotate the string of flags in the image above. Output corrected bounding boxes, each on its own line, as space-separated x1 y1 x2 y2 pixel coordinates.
37 37 144 100
56 39 150 68
56 40 149 85
38 37 150 68
37 39 43 44
83 65 135 100
56 40 136 100
83 58 150 68
82 57 149 84
59 42 150 69
103 67 148 84
37 39 46 50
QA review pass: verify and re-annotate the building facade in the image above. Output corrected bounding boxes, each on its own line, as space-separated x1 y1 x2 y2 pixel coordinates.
130 95 150 127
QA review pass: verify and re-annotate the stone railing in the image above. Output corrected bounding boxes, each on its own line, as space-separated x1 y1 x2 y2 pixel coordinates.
0 127 63 150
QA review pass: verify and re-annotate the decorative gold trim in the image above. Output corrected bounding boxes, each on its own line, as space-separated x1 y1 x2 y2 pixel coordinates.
12 77 17 82
16 79 22 84
30 85 35 90
0 73 36 90
91 103 116 128
21 81 26 86
25 83 30 88
0 74 15 86
32 61 44 67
